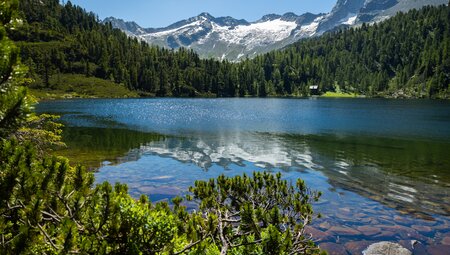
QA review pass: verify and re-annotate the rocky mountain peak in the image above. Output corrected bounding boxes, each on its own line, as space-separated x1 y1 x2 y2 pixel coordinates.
259 14 282 22
103 17 145 35
197 12 214 20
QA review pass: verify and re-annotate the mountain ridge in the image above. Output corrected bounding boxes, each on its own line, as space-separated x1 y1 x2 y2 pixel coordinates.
104 11 323 61
104 0 447 61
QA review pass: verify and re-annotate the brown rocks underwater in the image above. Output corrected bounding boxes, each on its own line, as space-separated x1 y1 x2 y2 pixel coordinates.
306 202 450 255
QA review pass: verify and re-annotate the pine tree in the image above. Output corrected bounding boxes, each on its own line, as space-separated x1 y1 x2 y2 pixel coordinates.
0 0 31 138
188 172 324 255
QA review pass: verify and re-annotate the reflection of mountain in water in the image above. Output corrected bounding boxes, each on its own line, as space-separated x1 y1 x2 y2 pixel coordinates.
132 132 321 171
59 125 450 217
125 132 450 216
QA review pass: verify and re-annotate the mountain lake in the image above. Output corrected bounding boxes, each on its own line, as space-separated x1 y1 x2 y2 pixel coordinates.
36 98 450 254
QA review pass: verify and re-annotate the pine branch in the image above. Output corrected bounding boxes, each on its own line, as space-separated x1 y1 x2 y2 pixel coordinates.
173 238 205 255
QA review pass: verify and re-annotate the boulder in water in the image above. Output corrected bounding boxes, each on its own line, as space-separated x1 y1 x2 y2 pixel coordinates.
362 241 411 255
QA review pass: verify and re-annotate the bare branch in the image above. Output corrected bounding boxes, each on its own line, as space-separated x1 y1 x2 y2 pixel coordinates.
173 238 205 255
37 223 60 250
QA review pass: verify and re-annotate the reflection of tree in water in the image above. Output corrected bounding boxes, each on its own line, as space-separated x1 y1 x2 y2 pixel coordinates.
57 126 166 168
300 134 450 217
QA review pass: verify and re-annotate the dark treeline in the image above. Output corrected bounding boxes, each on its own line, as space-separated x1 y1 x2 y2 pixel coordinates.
11 0 450 98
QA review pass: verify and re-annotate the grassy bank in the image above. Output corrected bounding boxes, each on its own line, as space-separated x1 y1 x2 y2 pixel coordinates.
29 74 139 100
320 85 361 98
321 91 360 98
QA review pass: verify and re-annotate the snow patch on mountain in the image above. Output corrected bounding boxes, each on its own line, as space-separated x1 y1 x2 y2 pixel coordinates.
214 19 298 46
342 14 358 25
296 16 323 37
142 20 205 38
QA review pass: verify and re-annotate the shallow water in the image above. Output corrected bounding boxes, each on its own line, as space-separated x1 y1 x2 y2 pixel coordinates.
37 98 450 254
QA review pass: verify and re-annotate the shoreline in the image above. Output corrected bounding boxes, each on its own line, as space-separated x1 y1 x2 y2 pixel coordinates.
30 89 449 102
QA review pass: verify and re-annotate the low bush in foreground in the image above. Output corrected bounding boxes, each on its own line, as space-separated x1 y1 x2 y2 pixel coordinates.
0 140 323 254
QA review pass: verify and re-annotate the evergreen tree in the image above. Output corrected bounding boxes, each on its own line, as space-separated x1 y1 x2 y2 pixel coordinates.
188 172 324 255
0 0 31 138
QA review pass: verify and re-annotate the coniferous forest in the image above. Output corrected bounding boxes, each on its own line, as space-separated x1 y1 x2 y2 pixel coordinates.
11 0 450 98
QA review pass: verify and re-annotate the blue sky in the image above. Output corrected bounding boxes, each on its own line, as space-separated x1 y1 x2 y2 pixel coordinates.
67 0 337 28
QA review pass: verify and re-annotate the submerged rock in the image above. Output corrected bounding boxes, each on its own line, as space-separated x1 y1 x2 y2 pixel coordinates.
356 226 382 236
427 244 450 255
344 241 373 255
319 221 331 230
411 225 433 233
319 242 349 255
362 242 411 255
441 235 450 246
328 226 361 236
304 226 331 242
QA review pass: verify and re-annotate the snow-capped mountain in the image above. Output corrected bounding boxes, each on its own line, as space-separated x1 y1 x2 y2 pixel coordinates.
104 0 447 61
105 12 323 61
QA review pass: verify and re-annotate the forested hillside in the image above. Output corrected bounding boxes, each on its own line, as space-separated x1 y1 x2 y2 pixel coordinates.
244 4 450 98
13 0 239 97
11 0 450 98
